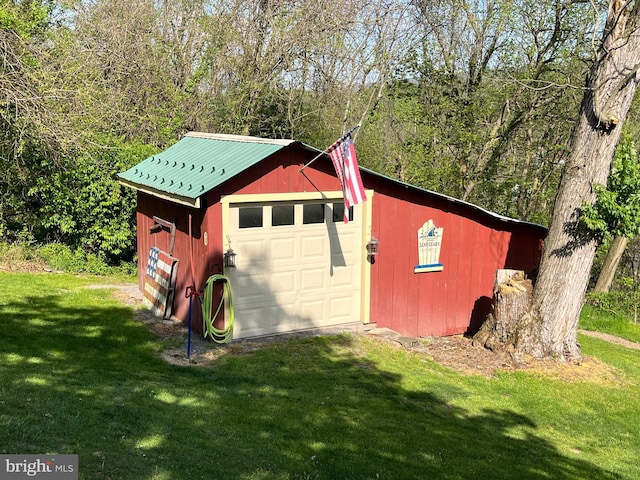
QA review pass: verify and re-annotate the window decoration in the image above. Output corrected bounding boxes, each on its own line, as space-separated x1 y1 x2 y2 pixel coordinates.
414 219 444 273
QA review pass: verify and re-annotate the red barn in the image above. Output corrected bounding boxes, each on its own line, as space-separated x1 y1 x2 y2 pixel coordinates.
119 132 545 340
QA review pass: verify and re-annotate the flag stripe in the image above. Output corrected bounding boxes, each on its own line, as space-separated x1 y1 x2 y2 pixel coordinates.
328 133 366 222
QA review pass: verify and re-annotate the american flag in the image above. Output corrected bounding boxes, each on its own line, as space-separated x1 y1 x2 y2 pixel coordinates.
144 247 178 318
328 133 366 223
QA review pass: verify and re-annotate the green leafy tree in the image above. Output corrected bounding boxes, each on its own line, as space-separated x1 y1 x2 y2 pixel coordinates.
0 0 58 242
582 134 640 292
29 137 157 262
475 0 640 361
581 134 640 240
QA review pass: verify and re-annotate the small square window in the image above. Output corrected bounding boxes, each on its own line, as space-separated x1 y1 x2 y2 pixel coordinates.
239 206 263 228
332 203 354 222
272 205 295 226
303 204 325 224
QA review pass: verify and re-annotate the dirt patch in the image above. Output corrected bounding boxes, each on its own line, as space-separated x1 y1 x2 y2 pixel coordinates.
303 327 627 383
86 283 143 305
369 331 516 377
579 329 640 350
89 283 268 366
0 260 51 273
88 285 217 365
97 283 632 381
368 331 624 384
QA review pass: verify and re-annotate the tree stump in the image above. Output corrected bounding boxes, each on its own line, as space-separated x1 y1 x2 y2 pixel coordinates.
472 270 533 355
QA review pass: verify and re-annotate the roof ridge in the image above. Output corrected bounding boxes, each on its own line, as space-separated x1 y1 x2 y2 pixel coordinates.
185 132 294 146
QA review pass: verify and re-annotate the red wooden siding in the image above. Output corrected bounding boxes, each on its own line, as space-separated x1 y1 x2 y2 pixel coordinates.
134 142 545 338
364 171 544 338
135 147 346 332
207 149 342 198
136 193 210 330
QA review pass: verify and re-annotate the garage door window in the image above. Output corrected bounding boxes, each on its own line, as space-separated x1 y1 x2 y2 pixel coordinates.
236 202 355 229
332 203 354 222
239 206 263 228
303 204 325 224
272 205 295 226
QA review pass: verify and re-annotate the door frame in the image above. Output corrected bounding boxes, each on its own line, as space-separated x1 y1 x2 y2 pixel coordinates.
220 190 374 325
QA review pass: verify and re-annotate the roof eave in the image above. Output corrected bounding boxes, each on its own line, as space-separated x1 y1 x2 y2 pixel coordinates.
119 178 201 209
185 132 294 146
359 166 547 231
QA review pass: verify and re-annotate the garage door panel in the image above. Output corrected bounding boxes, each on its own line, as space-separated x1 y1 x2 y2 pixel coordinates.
300 267 327 290
229 200 363 339
237 239 268 266
231 272 272 305
329 232 357 254
329 265 355 286
234 305 269 337
271 237 296 261
270 270 297 295
301 236 326 258
298 298 326 322
235 304 292 338
329 296 357 320
229 269 278 307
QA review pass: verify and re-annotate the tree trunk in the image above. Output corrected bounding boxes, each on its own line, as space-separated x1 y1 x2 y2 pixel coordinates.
473 270 533 361
474 0 640 361
525 0 640 360
593 236 629 293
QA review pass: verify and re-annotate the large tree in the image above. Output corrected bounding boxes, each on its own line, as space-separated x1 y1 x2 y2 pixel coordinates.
477 0 640 360
0 0 61 240
378 0 593 222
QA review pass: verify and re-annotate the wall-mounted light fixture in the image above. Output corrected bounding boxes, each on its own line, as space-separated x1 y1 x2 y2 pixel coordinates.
366 237 379 256
366 237 379 264
224 235 237 268
224 248 237 268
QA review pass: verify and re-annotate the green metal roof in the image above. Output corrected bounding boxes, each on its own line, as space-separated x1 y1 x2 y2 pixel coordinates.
119 131 544 230
358 166 547 230
118 132 295 207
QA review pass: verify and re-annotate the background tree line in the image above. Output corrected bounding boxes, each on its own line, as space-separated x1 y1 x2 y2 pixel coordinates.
1 0 639 289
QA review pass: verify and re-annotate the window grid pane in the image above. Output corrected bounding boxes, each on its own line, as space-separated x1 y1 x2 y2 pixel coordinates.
272 205 295 226
332 203 354 222
303 204 325 224
239 207 263 228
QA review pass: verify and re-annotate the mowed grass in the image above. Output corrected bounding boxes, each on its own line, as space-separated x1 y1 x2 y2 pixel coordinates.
580 303 640 343
1 272 639 479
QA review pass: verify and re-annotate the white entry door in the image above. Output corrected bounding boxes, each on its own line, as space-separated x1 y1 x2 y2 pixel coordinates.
226 199 364 339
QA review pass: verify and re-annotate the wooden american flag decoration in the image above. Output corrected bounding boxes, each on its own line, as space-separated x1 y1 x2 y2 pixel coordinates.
144 247 178 319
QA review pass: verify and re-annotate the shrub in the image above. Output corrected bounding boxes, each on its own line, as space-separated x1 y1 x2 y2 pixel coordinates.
0 241 136 277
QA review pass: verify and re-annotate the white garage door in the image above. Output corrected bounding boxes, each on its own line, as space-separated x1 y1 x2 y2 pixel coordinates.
226 199 363 339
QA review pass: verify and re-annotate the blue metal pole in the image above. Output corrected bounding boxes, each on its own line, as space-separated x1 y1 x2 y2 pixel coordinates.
187 294 192 360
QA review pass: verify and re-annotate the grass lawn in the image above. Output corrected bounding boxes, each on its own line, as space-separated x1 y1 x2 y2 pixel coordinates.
580 303 640 343
1 272 640 479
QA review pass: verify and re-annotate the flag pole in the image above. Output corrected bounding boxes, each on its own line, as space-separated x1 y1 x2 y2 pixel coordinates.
299 124 361 173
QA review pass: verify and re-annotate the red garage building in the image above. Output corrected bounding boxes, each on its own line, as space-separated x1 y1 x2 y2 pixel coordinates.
119 132 545 340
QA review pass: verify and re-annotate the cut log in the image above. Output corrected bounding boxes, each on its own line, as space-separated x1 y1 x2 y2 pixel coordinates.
472 270 533 356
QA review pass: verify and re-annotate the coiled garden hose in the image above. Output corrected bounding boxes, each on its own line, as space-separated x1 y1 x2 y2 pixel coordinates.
201 274 234 344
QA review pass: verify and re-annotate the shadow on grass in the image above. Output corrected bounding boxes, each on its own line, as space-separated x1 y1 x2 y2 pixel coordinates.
0 290 623 480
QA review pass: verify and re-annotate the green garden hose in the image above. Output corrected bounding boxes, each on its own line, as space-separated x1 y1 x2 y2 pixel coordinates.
201 274 234 344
